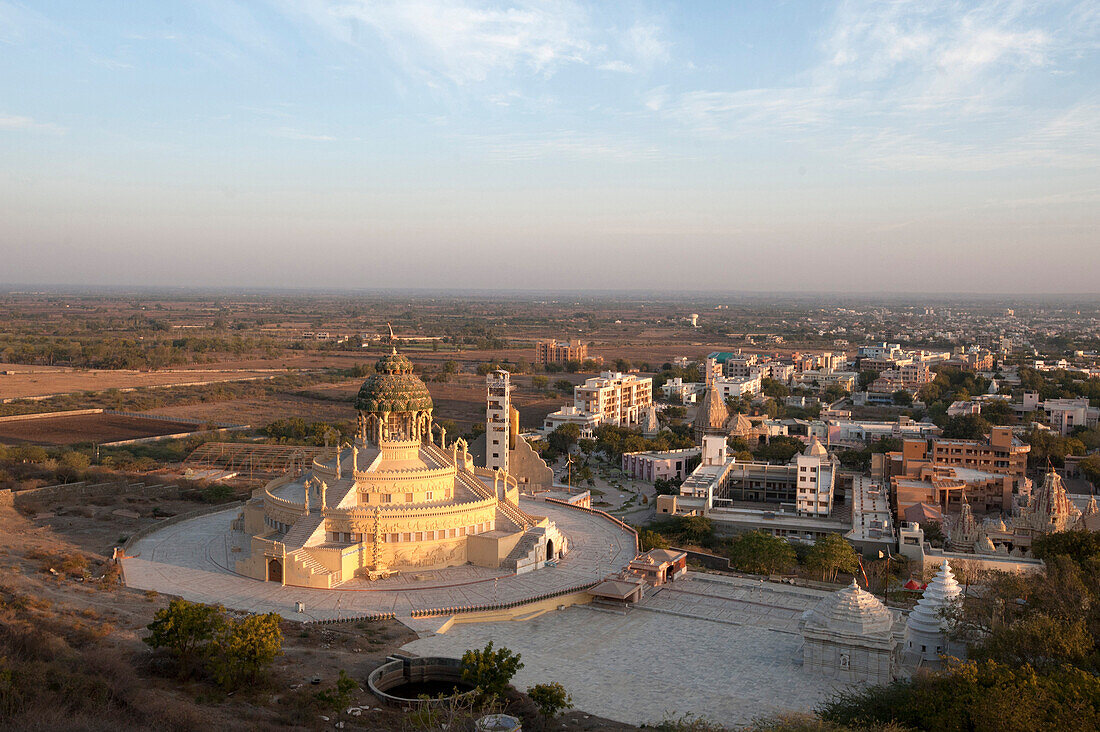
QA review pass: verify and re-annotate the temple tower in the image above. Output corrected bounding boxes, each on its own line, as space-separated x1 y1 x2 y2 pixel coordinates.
486 369 511 474
904 559 963 664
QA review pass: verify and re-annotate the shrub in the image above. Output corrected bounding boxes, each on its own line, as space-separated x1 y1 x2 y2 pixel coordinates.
314 669 358 711
208 612 283 690
200 484 234 503
144 599 225 676
527 681 573 719
461 641 523 706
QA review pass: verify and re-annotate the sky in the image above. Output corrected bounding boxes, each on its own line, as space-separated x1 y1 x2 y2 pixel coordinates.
1 1 1098 294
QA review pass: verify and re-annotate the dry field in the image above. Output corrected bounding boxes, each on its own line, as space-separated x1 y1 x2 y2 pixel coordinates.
144 373 569 433
0 412 213 446
0 365 282 400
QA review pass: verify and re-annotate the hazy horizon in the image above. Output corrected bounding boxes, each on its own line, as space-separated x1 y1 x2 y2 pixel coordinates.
3 1 1098 293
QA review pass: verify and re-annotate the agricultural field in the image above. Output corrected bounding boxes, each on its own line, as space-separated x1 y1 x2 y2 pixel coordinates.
0 411 221 446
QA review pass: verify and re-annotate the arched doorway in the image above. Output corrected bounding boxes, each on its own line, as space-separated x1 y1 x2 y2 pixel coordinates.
267 558 283 583
546 539 555 561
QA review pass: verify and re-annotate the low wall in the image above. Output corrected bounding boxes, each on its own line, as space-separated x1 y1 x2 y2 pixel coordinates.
541 496 640 554
121 500 244 554
0 408 105 422
13 480 181 508
0 489 12 507
100 424 252 447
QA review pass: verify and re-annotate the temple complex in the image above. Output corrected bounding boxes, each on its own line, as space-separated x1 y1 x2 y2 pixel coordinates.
235 349 567 587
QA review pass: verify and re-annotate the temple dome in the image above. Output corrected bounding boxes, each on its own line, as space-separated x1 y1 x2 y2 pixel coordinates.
804 579 896 638
354 349 433 414
803 435 828 458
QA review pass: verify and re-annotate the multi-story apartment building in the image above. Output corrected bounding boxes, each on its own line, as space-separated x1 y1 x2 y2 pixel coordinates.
573 371 653 427
534 338 587 365
859 342 903 360
928 427 1029 478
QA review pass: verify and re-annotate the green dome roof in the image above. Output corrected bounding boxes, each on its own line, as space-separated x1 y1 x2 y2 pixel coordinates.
354 349 433 414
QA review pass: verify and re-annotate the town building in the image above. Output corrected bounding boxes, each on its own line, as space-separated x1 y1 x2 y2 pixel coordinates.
825 417 941 446
1041 397 1100 435
541 405 602 437
573 371 654 428
534 338 587 365
660 377 704 404
621 448 701 483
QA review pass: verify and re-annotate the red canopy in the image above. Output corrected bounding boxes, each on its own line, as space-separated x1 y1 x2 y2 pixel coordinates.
903 579 921 591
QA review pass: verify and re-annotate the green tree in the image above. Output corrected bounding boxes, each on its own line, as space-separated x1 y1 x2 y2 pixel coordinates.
531 374 549 390
554 378 574 394
548 423 581 454
892 390 913 406
675 515 714 545
209 612 283 689
144 599 225 675
941 413 992 440
858 370 880 390
820 660 1100 732
461 641 524 706
640 529 670 551
1076 453 1100 485
527 682 574 719
804 534 858 582
727 531 797 575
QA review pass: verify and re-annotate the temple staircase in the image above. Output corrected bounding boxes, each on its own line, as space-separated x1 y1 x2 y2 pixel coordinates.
286 548 337 588
503 528 546 574
281 513 326 550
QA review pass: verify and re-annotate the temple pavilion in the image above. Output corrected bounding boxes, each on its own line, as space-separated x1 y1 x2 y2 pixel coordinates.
235 349 567 587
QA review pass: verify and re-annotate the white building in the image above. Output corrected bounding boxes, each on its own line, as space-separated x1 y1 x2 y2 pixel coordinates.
711 374 762 401
541 406 602 437
573 371 653 427
859 343 903 360
1043 398 1100 435
661 377 705 404
485 370 511 473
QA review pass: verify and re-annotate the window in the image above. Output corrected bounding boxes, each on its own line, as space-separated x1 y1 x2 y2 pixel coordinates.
425 491 433 500
405 492 414 503
402 532 411 542
414 532 423 541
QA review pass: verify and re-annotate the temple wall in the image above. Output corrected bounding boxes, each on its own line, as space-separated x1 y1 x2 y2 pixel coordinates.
467 530 524 568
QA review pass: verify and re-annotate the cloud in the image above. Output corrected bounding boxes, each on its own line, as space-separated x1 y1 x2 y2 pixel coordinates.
285 0 596 84
647 1 1099 169
457 130 663 162
271 126 338 141
598 60 634 73
0 113 66 135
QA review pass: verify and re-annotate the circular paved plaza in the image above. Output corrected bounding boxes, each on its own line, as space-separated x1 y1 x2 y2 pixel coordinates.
121 499 636 625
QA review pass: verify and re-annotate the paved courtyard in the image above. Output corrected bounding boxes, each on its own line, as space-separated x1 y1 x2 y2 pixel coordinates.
403 573 855 727
121 498 636 624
